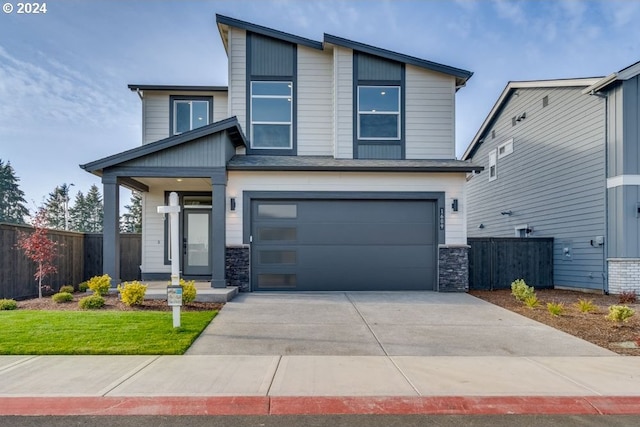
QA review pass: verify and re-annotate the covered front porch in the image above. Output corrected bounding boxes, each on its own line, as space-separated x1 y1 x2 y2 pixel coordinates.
80 117 247 289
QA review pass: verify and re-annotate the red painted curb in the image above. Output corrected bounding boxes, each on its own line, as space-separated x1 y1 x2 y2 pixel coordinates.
0 396 639 416
270 396 601 415
0 397 270 416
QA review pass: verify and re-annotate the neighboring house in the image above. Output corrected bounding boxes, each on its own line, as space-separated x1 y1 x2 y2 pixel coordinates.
81 14 480 292
463 67 640 295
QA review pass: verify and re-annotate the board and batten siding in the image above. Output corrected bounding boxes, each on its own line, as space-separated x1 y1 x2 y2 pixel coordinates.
297 45 333 156
226 171 466 245
141 91 229 145
606 75 640 258
333 46 354 159
405 65 456 159
466 86 606 290
228 28 247 135
141 189 168 274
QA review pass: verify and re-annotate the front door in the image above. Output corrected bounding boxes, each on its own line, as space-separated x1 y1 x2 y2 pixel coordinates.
183 209 212 276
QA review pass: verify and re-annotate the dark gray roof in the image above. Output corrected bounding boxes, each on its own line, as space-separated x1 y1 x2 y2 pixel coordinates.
81 117 246 173
128 85 228 92
324 34 473 86
216 14 324 50
227 155 482 173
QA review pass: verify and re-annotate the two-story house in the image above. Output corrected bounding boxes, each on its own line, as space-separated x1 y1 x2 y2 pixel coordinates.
81 14 480 292
463 62 640 295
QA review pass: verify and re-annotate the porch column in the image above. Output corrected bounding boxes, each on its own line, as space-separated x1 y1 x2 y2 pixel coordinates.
211 170 227 288
102 174 120 286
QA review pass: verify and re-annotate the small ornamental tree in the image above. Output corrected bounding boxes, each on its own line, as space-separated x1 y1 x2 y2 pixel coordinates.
16 209 58 298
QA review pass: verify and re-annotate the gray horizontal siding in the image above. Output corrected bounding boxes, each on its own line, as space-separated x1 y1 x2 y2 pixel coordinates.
466 86 606 290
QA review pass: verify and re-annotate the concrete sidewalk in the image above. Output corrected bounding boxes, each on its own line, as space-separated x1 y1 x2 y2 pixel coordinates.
1 354 639 415
1 292 639 416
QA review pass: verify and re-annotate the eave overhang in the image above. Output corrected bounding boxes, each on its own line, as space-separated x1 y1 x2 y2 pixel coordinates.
227 155 482 173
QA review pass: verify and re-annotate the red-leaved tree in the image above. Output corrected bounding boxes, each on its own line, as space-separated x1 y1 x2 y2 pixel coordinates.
16 209 58 298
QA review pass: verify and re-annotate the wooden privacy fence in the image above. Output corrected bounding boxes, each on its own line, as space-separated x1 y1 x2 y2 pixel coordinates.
0 223 141 300
468 237 554 290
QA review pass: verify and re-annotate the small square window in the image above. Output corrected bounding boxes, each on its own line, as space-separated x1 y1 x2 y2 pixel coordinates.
497 138 514 159
170 97 212 135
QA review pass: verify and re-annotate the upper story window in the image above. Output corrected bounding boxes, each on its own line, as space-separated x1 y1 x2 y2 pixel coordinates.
357 86 401 140
170 96 212 135
250 81 293 149
489 150 497 181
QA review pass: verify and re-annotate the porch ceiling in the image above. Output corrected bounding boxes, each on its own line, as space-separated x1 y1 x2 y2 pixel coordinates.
132 177 213 191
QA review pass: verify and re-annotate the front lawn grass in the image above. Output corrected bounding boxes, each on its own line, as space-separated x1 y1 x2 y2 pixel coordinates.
0 310 217 355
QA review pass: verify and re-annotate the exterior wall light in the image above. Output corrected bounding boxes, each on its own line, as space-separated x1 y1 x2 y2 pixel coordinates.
230 198 236 211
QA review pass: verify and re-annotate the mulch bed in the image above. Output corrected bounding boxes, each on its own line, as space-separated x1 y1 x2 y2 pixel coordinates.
17 293 224 312
470 289 640 356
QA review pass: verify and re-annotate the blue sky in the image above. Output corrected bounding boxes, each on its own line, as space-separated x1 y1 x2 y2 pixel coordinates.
1 0 640 212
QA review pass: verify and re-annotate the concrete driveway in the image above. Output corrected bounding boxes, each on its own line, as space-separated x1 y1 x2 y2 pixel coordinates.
186 292 614 357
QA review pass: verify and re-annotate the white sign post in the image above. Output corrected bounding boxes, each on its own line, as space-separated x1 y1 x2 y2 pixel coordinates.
158 192 182 328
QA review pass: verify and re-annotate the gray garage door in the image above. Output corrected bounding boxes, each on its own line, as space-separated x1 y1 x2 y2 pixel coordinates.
251 199 437 291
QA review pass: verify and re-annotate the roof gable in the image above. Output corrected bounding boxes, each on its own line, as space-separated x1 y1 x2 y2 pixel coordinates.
81 117 246 174
462 78 602 160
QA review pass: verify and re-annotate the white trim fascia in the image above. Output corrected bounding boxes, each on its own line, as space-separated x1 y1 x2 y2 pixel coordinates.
607 175 640 188
582 73 618 95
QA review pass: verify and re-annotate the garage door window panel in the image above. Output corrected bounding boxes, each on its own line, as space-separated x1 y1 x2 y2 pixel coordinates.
257 204 297 219
258 227 297 242
259 250 297 265
258 274 297 288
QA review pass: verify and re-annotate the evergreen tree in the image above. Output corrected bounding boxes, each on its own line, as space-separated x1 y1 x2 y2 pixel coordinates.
69 191 89 232
43 183 74 230
84 184 103 233
121 191 142 233
0 159 29 224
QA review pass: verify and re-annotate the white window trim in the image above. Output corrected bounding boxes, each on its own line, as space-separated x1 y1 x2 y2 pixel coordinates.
489 150 497 181
250 81 293 150
357 85 401 140
498 138 514 159
173 100 210 135
515 224 530 238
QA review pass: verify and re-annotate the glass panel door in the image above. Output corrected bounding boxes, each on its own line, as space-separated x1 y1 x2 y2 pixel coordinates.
183 209 211 276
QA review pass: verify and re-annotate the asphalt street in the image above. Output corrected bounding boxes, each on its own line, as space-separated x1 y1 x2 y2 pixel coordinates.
2 415 640 427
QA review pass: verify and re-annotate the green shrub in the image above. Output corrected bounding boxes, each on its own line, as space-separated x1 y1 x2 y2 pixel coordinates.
78 281 89 292
87 274 111 296
117 281 147 306
576 298 598 313
606 305 635 323
181 279 197 304
546 302 564 317
0 299 17 310
524 295 540 309
59 285 75 294
52 292 74 303
78 294 105 310
511 279 535 302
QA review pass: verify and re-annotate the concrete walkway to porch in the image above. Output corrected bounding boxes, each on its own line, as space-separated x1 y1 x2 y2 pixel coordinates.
142 281 238 303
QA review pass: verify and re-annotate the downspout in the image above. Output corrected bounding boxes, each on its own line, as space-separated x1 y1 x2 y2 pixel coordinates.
590 90 608 294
